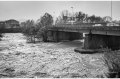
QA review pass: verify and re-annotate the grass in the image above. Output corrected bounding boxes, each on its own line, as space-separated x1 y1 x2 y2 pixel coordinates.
103 50 120 78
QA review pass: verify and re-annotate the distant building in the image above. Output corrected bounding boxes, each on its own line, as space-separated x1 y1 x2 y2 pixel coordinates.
0 21 5 24
0 19 20 29
0 21 5 27
5 19 20 29
0 21 5 31
0 19 20 33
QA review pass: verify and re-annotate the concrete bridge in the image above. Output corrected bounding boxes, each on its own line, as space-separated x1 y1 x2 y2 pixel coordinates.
48 23 120 50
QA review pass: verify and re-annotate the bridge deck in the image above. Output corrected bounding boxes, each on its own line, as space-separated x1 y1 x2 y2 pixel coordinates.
48 24 120 36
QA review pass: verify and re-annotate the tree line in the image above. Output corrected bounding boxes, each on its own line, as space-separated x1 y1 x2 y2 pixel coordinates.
55 10 119 24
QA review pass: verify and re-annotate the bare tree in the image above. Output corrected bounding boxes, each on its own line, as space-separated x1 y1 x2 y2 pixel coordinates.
21 20 36 43
75 11 87 23
40 13 53 27
55 10 70 24
37 13 53 42
103 16 112 23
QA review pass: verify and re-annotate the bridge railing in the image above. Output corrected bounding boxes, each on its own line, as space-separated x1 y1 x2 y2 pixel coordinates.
49 23 120 31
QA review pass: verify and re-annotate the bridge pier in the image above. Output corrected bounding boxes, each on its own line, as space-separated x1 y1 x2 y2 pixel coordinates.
48 31 59 42
84 34 120 50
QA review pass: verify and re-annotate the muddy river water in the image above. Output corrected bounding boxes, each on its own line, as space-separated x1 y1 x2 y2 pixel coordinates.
0 33 108 78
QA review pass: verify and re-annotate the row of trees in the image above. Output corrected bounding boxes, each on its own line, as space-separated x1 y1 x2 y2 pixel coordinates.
55 10 115 24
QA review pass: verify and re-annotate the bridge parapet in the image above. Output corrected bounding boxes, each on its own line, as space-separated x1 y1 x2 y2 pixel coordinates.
48 24 120 36
50 24 120 30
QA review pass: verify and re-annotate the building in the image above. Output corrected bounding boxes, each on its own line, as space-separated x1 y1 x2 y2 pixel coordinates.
0 19 20 33
5 19 20 29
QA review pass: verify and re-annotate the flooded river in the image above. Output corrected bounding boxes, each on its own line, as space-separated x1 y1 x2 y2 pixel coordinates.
0 33 108 78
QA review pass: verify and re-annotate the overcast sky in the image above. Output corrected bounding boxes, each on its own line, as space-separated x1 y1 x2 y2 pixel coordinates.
0 1 120 22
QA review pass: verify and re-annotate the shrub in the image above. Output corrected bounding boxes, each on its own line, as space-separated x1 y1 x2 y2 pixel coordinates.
103 50 120 78
21 13 53 43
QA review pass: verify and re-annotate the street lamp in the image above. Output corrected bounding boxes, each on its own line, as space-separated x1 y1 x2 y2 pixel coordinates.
71 7 74 24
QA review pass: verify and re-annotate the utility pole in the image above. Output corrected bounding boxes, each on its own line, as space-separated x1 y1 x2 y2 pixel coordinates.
111 0 112 22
